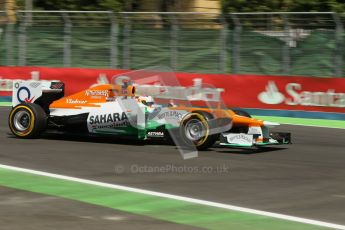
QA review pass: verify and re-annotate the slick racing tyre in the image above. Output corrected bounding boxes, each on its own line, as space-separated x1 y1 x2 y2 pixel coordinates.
8 103 47 138
193 111 219 150
180 112 216 151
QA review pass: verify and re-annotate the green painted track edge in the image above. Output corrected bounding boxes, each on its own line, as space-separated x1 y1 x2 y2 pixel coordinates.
254 116 345 129
0 102 11 106
0 168 334 230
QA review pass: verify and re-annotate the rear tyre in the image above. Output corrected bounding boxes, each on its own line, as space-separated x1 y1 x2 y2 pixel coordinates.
8 103 47 138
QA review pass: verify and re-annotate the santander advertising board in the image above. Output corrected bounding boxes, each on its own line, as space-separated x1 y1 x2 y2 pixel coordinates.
258 81 345 108
1 66 345 114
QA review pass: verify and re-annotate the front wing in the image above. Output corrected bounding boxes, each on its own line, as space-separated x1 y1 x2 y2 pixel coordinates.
219 132 291 147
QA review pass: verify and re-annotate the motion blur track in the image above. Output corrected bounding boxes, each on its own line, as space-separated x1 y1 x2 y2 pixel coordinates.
0 107 345 230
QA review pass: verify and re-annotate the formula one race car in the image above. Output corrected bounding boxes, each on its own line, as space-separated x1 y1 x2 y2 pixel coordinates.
8 80 291 151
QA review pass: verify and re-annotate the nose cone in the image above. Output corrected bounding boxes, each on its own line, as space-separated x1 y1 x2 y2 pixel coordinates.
263 121 280 127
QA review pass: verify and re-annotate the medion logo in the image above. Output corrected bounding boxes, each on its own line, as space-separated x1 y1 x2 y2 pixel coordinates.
89 112 128 125
258 81 345 108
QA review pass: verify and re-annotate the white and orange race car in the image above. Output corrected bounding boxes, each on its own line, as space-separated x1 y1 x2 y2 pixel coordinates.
8 80 291 150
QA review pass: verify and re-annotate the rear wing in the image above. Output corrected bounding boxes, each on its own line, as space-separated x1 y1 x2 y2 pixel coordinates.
12 80 64 107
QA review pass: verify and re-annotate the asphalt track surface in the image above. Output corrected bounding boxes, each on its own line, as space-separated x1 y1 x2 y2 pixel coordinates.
1 107 345 228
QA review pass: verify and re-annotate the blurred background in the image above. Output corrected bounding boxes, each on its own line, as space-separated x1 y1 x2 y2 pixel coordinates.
0 0 344 77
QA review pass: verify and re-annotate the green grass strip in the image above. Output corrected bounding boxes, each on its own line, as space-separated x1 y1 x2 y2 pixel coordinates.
0 167 334 230
254 116 345 129
0 102 11 106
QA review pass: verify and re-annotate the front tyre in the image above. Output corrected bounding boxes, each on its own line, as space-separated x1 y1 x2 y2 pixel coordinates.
8 103 47 138
180 113 215 151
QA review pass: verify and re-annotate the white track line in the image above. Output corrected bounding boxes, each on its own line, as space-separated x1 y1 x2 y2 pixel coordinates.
0 163 344 230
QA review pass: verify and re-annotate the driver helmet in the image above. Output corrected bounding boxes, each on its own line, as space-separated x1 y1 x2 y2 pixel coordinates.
137 95 155 107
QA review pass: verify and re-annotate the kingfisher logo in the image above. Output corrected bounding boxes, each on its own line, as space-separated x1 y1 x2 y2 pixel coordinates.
17 87 35 103
258 81 345 108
